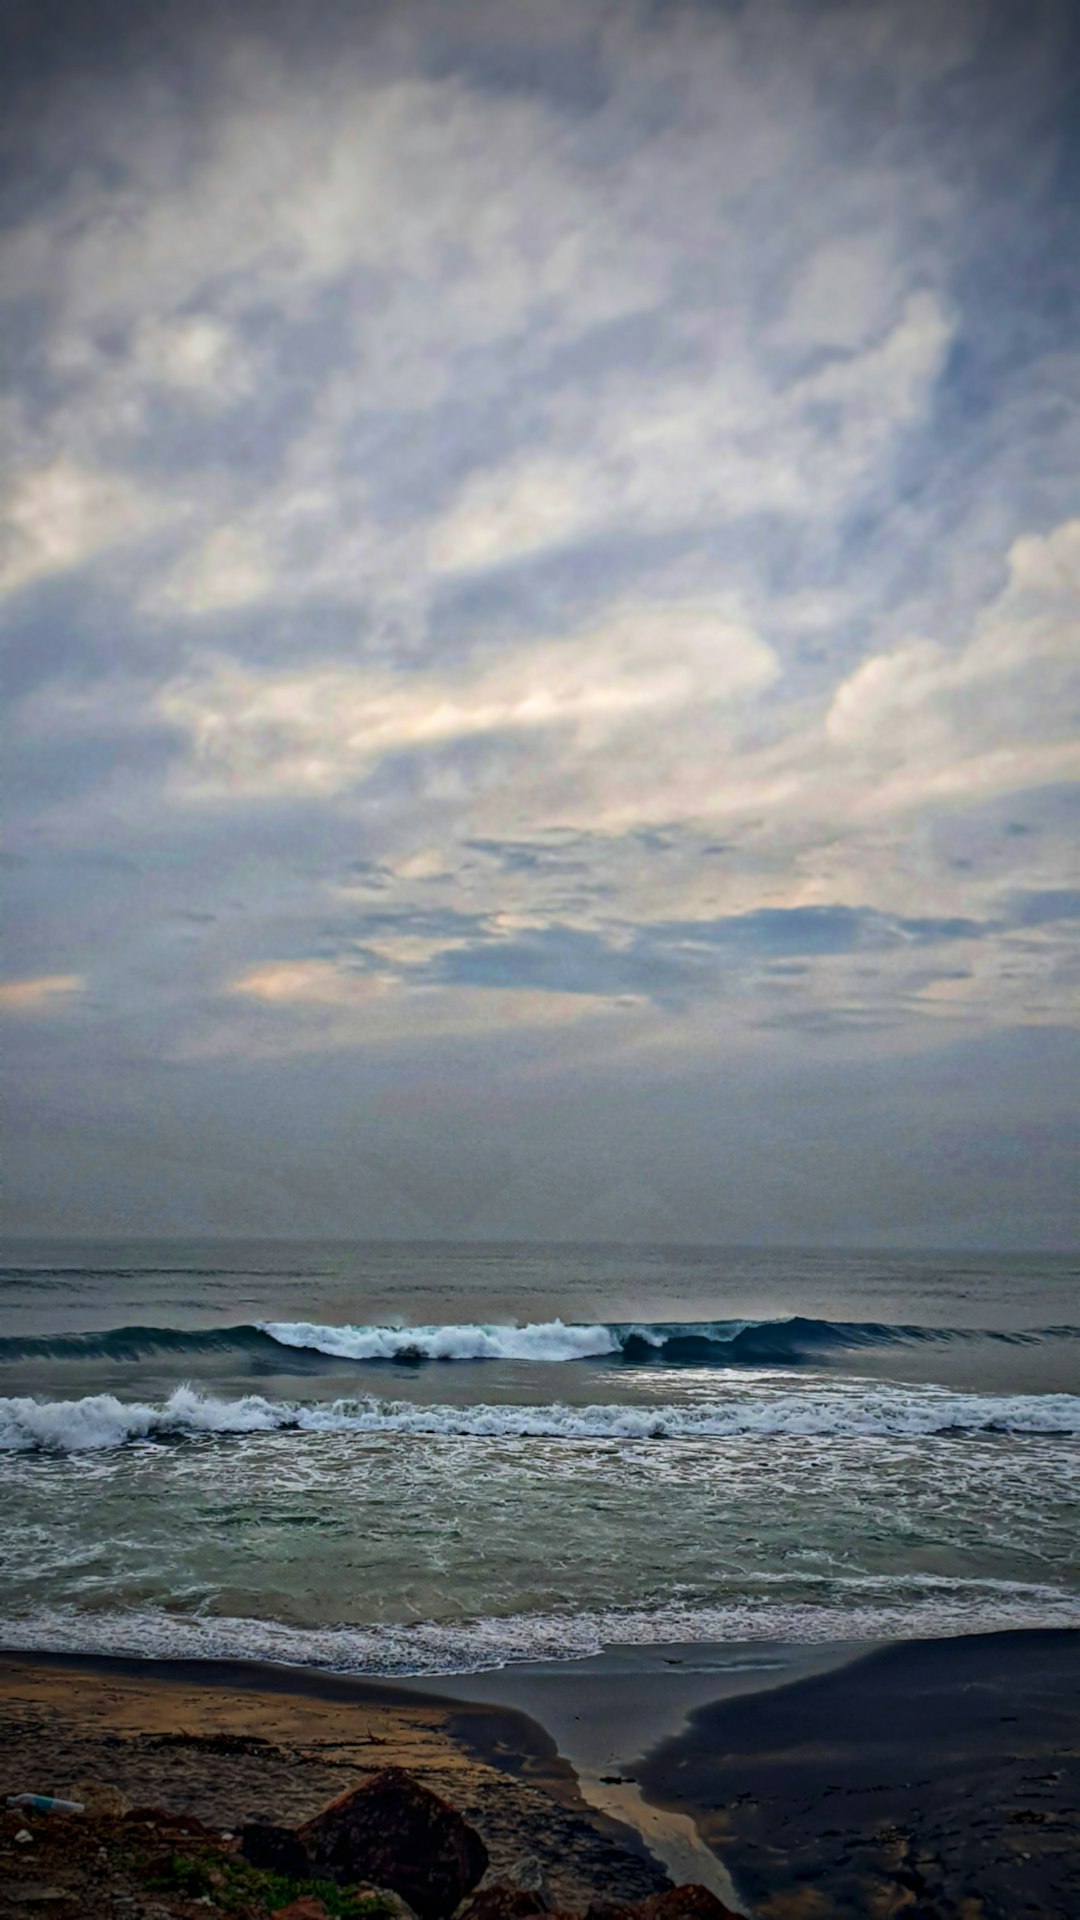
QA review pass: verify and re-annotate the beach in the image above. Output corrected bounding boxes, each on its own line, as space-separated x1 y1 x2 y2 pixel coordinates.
2 1629 1077 1918
0 1650 667 1913
3 1243 1077 1914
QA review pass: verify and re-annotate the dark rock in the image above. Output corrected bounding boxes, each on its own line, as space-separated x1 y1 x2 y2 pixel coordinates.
240 1820 315 1878
504 1856 548 1905
122 1807 214 1837
353 1886 419 1920
457 1888 545 1920
297 1767 488 1920
627 1888 740 1920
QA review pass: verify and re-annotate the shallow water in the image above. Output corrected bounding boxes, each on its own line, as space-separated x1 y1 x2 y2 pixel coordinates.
0 1239 1077 1672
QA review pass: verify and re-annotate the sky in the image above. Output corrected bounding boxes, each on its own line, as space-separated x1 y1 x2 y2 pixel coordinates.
2 0 1078 1247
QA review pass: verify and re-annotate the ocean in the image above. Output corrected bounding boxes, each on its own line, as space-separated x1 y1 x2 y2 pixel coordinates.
0 1240 1077 1676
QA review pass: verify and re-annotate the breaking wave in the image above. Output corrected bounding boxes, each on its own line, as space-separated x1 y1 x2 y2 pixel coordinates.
2 1314 1077 1369
2 1381 1079 1452
2 1585 1078 1675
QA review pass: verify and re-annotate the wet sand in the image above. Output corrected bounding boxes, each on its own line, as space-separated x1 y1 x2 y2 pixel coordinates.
637 1629 1080 1918
408 1642 859 1908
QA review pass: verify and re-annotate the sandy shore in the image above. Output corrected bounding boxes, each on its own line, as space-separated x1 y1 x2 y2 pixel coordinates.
2 1631 1078 1918
0 1652 668 1911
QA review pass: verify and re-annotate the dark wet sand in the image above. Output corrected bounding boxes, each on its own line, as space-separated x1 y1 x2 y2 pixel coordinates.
637 1629 1080 1919
408 1642 859 1906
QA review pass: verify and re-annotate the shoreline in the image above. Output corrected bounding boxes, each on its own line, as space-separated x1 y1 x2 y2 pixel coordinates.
3 1626 1078 1914
0 1648 670 1912
393 1640 865 1906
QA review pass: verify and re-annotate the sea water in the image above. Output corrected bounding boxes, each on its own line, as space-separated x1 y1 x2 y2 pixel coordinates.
0 1240 1077 1674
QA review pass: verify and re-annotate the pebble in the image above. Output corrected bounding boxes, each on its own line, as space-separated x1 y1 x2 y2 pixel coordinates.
15 1829 33 1845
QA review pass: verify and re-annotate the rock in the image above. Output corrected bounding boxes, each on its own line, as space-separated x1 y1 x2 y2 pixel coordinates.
15 1829 33 1844
457 1889 545 1920
271 1901 331 1920
580 1892 741 1920
627 1888 741 1920
2 1888 70 1906
124 1807 214 1836
240 1820 315 1878
506 1857 549 1904
298 1767 488 1920
69 1781 131 1819
353 1888 419 1920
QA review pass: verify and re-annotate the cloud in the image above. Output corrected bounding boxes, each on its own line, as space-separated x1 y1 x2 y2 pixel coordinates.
0 459 160 602
230 960 385 1005
0 972 85 1014
823 519 1080 812
129 315 255 400
160 527 274 615
157 604 778 797
2 0 1077 1234
1006 890 1080 929
429 293 955 575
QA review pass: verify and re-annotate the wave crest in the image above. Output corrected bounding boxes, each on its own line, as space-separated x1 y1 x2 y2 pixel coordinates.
2 1314 1076 1370
2 1382 1079 1452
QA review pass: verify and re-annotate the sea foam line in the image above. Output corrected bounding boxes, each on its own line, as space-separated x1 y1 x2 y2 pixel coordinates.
2 1585 1078 1676
2 1382 1079 1452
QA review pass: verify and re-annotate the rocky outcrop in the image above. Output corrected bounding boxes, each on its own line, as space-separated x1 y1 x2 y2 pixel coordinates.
457 1886 546 1920
297 1767 489 1919
588 1873 737 1920
504 1855 549 1903
240 1819 316 1878
353 1886 419 1920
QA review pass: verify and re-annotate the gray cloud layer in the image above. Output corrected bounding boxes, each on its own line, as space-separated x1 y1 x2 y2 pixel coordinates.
2 0 1078 1243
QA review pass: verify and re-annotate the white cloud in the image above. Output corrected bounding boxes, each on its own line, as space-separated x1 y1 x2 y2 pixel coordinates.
230 960 385 1006
160 526 275 615
0 459 160 602
430 294 955 575
824 519 1080 812
0 973 85 1014
131 316 255 400
772 235 902 352
158 604 779 796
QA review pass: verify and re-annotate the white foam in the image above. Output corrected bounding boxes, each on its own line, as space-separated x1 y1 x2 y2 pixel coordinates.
2 1584 1078 1678
2 1382 1079 1453
259 1317 621 1362
0 1387 294 1453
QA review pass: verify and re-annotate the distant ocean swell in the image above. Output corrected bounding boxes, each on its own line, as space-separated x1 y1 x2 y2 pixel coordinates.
3 1382 1080 1452
2 1585 1078 1676
2 1314 1077 1368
